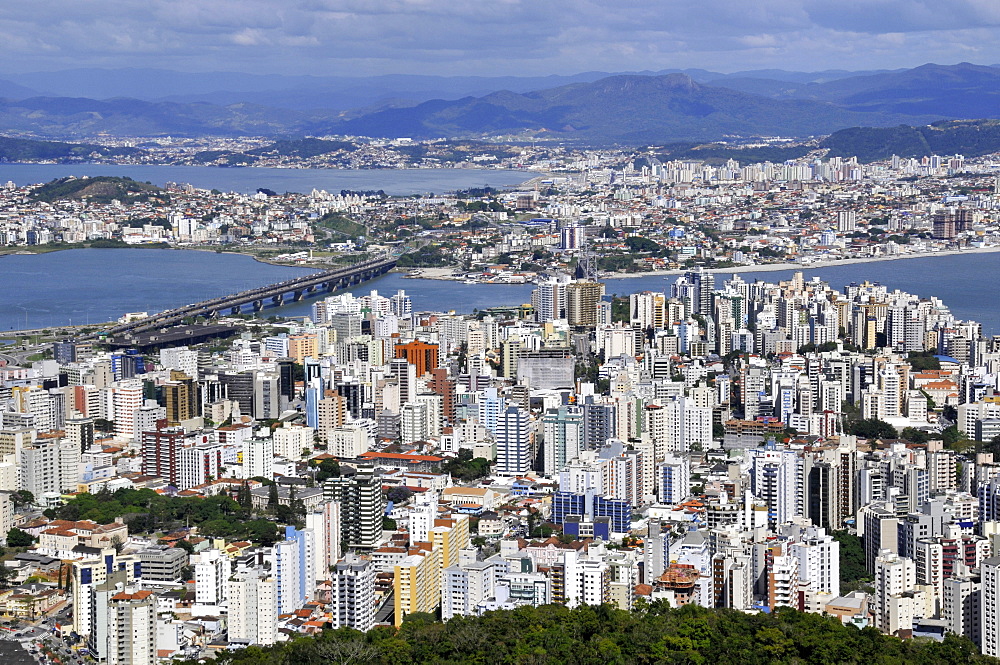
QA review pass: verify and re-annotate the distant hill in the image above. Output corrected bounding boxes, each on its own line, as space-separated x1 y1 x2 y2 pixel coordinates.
821 119 1000 162
0 136 143 162
9 64 1000 145
759 63 1000 118
655 142 814 164
30 176 165 203
336 73 940 142
0 78 41 100
0 97 330 138
191 138 358 165
0 66 922 111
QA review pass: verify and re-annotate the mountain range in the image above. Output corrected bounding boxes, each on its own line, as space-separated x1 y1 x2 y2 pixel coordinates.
1 62 1000 144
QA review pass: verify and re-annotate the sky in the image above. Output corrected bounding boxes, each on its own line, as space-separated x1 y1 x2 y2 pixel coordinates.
3 0 1000 77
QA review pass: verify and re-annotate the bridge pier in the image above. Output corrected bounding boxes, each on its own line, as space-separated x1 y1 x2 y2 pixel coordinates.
231 305 241 315
272 294 284 306
253 300 264 312
292 290 304 302
306 284 316 294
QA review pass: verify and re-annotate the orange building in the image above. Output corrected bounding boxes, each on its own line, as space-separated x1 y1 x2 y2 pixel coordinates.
394 340 439 376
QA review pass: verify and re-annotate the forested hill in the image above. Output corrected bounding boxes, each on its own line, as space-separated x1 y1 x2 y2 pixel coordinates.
820 119 1000 162
29 176 164 204
0 135 143 162
190 602 992 665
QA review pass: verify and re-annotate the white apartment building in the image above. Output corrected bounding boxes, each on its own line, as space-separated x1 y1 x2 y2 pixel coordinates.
982 557 1000 658
228 570 278 646
192 549 229 607
331 558 376 631
107 589 157 665
442 556 498 620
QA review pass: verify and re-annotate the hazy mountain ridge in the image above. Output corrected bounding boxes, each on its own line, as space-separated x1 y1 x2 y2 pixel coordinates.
0 66 901 111
1 63 1000 144
335 74 941 142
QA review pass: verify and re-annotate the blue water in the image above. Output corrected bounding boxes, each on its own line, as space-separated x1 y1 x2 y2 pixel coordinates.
0 164 531 196
3 249 1000 336
0 249 313 331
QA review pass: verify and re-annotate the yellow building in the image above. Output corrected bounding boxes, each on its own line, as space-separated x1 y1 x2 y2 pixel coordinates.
430 514 470 570
288 334 319 363
393 543 442 626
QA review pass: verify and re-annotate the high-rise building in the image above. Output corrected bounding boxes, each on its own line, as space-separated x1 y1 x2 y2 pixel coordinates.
20 438 62 498
565 282 605 327
107 589 157 665
0 493 12 547
227 570 278 646
495 406 531 477
192 549 228 607
658 454 691 505
542 405 583 476
331 557 376 631
442 555 499 620
305 501 341 582
324 467 385 550
244 437 274 480
943 572 981 647
786 525 840 597
393 543 442 626
837 210 857 233
141 425 183 486
982 557 1000 658
66 417 95 452
872 550 916 633
394 340 439 377
162 372 198 425
178 441 223 490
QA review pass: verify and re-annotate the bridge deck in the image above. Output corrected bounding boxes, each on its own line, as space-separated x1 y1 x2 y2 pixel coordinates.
81 255 397 340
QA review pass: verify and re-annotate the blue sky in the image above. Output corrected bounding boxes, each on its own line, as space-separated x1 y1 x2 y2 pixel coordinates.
3 0 1000 75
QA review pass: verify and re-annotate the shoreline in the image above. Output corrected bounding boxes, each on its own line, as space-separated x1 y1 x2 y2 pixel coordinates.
408 245 1000 283
603 245 1000 279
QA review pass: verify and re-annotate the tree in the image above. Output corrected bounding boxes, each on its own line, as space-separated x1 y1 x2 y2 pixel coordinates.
845 418 898 440
441 450 492 481
624 236 661 253
832 530 872 591
236 481 253 512
900 427 931 445
267 482 280 509
0 566 14 589
941 425 964 448
313 458 341 482
387 486 414 505
7 528 35 547
11 490 34 508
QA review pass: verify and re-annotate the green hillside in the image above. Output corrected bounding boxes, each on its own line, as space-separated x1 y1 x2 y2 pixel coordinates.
0 136 142 162
182 602 993 665
30 176 165 203
821 119 1000 162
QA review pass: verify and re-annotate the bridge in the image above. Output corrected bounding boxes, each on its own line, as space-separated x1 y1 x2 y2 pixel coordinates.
83 255 397 339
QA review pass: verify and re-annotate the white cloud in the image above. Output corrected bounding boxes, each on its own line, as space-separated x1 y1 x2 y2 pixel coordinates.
1 0 1000 75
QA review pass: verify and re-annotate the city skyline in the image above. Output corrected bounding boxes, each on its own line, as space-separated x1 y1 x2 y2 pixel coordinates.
3 1 1000 77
